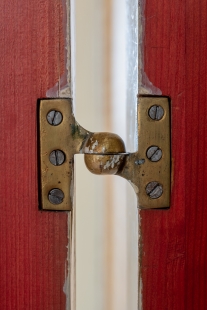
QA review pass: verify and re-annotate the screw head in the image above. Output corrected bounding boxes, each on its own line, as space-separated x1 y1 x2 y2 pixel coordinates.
47 110 63 126
146 182 163 199
146 146 162 162
48 188 64 205
148 105 164 120
49 150 65 166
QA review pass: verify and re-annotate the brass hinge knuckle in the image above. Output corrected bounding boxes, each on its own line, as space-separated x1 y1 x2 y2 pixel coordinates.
38 96 171 211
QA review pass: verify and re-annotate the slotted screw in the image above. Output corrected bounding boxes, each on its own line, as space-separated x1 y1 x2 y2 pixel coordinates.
48 188 64 205
47 110 63 126
49 150 65 166
146 146 162 162
146 182 163 199
148 105 164 120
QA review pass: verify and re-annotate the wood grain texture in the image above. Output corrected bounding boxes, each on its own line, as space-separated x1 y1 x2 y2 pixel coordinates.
141 0 207 309
185 0 207 308
140 0 186 310
0 0 68 309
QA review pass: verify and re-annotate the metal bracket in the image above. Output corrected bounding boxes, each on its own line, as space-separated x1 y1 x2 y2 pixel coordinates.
38 96 171 211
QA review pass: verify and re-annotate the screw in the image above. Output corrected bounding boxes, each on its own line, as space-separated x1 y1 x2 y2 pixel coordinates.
49 150 65 166
146 182 163 199
47 110 63 126
146 146 162 162
148 105 164 120
48 188 64 204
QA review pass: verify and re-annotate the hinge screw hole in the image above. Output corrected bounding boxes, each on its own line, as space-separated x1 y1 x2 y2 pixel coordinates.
148 105 164 120
48 188 64 204
49 150 65 166
146 146 162 162
47 110 63 126
146 181 163 199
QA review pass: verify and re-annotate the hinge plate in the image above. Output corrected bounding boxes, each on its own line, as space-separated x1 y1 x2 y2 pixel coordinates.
38 96 171 210
39 99 74 211
117 96 171 209
38 98 90 211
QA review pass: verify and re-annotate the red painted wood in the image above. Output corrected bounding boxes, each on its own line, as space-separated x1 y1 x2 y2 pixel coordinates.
0 1 68 309
141 0 207 309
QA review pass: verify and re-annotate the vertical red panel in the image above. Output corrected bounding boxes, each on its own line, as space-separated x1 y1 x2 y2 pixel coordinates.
0 1 68 309
142 0 207 309
185 0 207 308
141 0 186 309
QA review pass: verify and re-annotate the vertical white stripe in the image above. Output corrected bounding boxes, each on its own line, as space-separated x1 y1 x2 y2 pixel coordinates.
73 0 138 309
110 0 138 309
74 1 106 309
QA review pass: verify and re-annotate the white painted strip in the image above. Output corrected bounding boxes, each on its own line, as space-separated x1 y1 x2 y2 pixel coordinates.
69 0 139 309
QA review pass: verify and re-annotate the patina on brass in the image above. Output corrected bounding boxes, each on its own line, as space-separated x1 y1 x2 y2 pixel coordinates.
84 132 126 175
39 98 91 211
38 96 170 210
84 132 126 154
117 96 171 209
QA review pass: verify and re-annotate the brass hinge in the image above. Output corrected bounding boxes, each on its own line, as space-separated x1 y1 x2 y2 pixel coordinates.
38 96 171 211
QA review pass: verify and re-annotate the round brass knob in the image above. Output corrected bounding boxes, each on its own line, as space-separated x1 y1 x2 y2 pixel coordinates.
84 132 126 175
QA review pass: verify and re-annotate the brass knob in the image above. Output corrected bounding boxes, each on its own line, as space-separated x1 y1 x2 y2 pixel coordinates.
84 132 126 175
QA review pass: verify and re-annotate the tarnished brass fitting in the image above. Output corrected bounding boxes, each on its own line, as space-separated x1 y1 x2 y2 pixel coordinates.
38 96 171 211
84 132 126 175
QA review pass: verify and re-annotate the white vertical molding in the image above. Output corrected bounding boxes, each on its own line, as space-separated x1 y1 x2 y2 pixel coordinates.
110 0 138 309
108 1 128 309
73 0 138 309
74 1 106 310
125 1 139 309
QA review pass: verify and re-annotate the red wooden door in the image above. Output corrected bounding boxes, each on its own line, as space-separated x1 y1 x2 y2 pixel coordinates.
141 0 207 309
2 0 207 309
0 1 68 309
